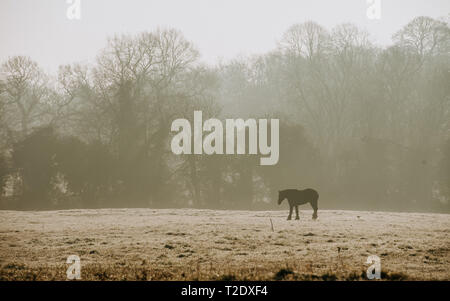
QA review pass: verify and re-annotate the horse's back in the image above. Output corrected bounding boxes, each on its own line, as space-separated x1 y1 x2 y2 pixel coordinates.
301 188 319 200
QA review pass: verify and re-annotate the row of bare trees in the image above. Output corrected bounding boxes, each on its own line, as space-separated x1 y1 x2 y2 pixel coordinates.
0 16 449 211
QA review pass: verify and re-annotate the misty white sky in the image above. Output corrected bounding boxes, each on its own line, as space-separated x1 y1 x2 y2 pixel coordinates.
1 0 449 73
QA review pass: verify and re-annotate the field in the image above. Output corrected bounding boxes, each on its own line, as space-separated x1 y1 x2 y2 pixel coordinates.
0 208 449 280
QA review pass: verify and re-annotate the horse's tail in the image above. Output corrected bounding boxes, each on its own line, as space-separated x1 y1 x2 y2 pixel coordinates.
311 192 319 220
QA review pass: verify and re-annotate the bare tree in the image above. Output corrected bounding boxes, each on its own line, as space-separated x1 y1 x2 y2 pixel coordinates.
393 16 450 57
280 21 329 59
0 56 53 139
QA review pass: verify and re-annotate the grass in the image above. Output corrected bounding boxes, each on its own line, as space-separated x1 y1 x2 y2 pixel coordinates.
0 208 449 280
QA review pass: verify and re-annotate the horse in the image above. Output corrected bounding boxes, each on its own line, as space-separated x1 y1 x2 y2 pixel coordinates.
278 188 319 220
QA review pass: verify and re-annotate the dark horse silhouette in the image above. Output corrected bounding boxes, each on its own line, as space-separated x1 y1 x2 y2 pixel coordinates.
278 189 319 220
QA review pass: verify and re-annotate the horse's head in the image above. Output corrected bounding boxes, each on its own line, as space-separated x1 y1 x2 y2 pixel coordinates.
277 190 285 205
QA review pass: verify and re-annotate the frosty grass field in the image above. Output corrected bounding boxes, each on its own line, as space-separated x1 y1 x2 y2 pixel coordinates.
0 208 448 280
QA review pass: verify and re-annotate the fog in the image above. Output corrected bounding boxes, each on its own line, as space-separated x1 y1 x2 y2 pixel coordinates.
1 0 449 71
0 1 449 213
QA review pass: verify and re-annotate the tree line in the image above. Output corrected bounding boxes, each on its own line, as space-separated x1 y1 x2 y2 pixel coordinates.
0 16 449 212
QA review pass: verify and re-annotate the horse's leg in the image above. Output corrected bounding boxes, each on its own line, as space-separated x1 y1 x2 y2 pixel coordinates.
287 205 293 220
295 206 299 220
310 199 318 220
